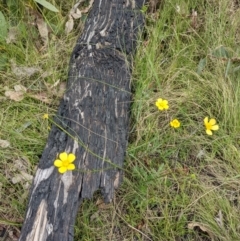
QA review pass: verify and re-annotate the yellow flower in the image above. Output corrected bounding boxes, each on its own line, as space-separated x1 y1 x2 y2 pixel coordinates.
54 152 76 173
43 113 49 119
204 117 219 135
155 98 169 110
170 119 180 128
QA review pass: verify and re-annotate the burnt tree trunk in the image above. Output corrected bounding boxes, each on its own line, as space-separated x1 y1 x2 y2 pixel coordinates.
19 1 145 240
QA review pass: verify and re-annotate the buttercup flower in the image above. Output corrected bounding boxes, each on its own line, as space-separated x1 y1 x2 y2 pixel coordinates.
204 117 219 135
43 113 49 119
155 98 169 110
54 152 76 173
170 119 180 128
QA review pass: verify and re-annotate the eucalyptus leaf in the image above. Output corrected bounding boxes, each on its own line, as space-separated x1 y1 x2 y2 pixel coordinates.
34 0 59 12
225 59 231 78
211 46 230 58
233 65 240 73
197 58 206 75
15 122 32 133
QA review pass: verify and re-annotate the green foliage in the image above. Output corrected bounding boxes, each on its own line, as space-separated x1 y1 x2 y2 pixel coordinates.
0 11 8 40
75 0 240 240
34 0 59 12
0 0 78 230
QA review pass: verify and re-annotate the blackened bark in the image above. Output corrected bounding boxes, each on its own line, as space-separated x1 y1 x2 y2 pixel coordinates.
19 1 145 240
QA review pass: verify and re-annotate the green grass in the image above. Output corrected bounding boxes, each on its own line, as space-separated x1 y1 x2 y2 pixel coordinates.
0 0 78 231
1 0 240 240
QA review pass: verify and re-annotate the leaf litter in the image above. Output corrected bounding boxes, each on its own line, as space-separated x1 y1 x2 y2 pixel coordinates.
5 85 27 102
65 0 94 34
10 60 41 78
0 140 10 148
6 27 18 44
36 15 49 48
10 158 33 190
188 222 214 240
28 92 51 104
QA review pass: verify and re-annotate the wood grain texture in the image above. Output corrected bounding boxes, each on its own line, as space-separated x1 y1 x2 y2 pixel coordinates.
19 1 145 240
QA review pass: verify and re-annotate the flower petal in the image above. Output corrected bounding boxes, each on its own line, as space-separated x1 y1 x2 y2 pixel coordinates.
43 114 49 119
156 102 162 109
67 164 75 170
206 129 212 135
175 121 180 127
209 118 216 125
54 159 62 167
67 153 76 163
59 166 67 173
204 117 209 125
59 152 68 161
170 119 180 128
211 124 219 130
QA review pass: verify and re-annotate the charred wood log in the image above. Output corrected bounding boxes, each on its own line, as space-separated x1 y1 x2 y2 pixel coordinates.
19 1 145 240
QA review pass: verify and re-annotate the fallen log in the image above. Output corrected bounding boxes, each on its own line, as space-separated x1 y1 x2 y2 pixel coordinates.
19 1 145 240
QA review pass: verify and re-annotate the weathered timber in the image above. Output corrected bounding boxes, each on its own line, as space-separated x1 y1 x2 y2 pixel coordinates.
19 1 145 240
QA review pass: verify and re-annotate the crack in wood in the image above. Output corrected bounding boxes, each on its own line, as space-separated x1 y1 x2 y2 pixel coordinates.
19 0 145 240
